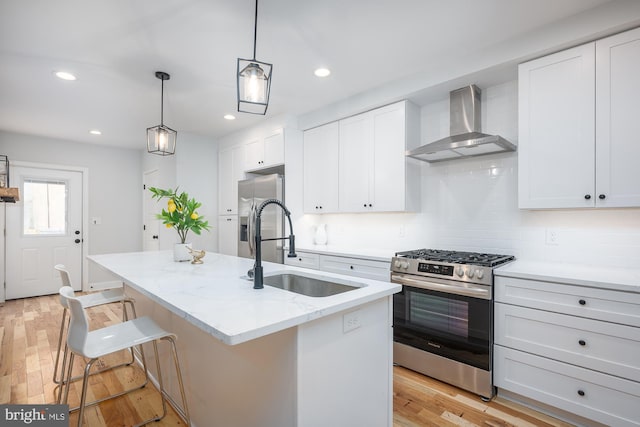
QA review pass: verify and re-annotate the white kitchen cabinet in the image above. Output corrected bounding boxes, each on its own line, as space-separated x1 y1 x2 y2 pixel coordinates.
518 26 640 209
303 122 339 213
338 101 420 213
218 145 245 215
285 249 390 282
284 251 320 269
494 274 640 426
245 129 285 171
319 255 390 282
595 27 640 207
217 215 238 256
495 346 640 427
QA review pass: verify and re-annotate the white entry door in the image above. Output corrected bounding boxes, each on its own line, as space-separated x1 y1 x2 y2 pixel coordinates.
5 166 83 299
143 169 160 251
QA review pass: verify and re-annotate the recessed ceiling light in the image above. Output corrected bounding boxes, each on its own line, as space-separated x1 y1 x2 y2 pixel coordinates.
89 129 102 135
55 71 77 81
314 68 331 77
224 114 236 120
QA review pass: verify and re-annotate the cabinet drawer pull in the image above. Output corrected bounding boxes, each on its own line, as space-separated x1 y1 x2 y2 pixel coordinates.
584 194 591 200
599 194 606 200
577 390 585 397
298 258 302 261
363 203 367 207
349 266 354 270
578 299 586 306
578 339 586 346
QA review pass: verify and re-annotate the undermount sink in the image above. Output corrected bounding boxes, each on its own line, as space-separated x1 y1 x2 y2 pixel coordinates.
263 272 362 297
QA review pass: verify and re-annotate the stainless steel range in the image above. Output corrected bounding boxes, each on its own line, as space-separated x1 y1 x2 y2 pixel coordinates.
391 249 514 399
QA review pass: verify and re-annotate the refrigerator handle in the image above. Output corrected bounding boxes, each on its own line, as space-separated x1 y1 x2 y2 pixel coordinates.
248 201 256 256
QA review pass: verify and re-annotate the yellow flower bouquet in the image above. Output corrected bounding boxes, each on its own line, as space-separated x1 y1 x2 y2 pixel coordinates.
149 187 211 244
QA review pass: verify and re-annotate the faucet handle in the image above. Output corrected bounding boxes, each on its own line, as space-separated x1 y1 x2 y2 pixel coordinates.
247 268 254 278
287 235 297 258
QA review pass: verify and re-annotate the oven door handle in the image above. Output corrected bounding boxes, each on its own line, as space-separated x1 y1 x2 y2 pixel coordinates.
391 273 491 300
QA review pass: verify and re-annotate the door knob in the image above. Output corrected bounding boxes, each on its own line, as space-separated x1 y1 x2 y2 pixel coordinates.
74 239 81 244
74 230 80 235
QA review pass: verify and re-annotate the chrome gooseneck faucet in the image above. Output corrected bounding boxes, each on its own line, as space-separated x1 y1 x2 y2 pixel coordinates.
252 199 296 289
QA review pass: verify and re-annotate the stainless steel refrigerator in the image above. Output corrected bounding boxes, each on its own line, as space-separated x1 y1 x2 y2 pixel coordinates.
238 174 284 264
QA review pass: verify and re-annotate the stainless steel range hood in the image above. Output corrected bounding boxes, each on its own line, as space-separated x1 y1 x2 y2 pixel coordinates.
407 85 515 162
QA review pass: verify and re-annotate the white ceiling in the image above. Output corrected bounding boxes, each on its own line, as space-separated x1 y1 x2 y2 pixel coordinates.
0 0 629 150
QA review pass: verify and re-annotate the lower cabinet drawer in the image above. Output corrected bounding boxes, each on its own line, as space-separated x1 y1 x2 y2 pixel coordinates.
319 255 390 281
495 345 640 427
495 303 640 382
284 251 320 269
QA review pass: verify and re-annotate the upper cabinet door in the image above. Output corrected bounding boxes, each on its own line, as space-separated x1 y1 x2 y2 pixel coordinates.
263 130 285 167
518 43 596 209
339 112 373 212
244 139 264 170
595 27 640 208
371 102 406 212
303 122 339 213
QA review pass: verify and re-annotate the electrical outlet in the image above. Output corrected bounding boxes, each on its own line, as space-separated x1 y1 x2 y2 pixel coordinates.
545 228 560 245
343 310 361 333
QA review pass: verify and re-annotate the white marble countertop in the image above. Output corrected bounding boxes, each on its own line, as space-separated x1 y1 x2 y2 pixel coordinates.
293 245 394 263
495 260 640 293
88 251 401 345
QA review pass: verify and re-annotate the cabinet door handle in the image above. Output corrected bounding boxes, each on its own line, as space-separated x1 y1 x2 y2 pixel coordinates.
577 390 585 397
584 194 591 200
579 299 586 306
368 203 372 207
363 203 367 207
599 194 606 200
349 266 354 270
298 258 302 261
578 339 586 346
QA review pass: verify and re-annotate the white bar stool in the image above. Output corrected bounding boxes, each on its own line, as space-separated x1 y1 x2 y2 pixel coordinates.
53 265 139 391
59 286 191 427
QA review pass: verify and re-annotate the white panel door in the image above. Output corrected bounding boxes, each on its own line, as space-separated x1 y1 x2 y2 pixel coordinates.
595 27 640 207
143 169 160 251
372 102 405 211
339 112 372 212
6 166 83 299
303 122 339 213
217 215 238 256
518 43 596 209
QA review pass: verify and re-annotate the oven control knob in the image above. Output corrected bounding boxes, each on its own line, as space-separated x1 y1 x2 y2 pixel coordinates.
394 260 402 268
401 261 409 269
475 269 484 279
465 269 474 278
456 267 464 277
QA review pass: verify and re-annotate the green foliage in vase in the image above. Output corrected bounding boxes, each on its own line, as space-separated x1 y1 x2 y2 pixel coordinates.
149 187 211 244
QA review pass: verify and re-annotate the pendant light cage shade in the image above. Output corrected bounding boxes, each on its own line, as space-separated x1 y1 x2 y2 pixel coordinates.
146 124 177 156
147 71 177 155
237 58 272 115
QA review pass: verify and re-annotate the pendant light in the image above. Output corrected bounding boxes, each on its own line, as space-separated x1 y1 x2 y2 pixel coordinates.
147 71 177 155
237 0 272 115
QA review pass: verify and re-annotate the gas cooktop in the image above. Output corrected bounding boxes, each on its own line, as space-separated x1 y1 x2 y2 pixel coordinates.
395 249 514 267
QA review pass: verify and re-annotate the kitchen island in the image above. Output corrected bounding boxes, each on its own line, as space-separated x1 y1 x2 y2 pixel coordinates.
88 250 400 427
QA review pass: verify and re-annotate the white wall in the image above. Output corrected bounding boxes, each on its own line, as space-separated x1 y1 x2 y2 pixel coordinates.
143 132 218 252
289 81 640 268
0 130 143 285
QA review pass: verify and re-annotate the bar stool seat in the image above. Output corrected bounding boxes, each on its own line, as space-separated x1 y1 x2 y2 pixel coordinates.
53 265 138 390
59 286 190 427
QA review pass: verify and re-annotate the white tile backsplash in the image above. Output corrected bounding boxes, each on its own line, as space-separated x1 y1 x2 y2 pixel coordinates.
295 80 640 268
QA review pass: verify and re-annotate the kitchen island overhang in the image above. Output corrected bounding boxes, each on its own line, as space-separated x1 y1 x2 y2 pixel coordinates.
88 250 400 427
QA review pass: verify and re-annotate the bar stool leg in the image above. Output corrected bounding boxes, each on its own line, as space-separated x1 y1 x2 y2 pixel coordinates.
76 358 98 427
166 336 191 426
52 308 68 385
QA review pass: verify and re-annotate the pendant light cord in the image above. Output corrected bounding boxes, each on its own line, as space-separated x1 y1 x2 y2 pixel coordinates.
252 0 258 60
160 78 165 126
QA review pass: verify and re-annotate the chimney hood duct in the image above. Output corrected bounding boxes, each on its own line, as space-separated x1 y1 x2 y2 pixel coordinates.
407 85 515 162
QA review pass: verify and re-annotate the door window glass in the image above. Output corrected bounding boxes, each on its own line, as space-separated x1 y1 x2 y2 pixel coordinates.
23 179 67 235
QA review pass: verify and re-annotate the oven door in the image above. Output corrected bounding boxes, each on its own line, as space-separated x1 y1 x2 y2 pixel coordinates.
392 274 492 370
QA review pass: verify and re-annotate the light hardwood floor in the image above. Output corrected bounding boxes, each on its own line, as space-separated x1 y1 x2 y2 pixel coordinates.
1 293 574 427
